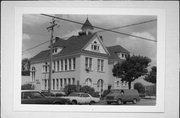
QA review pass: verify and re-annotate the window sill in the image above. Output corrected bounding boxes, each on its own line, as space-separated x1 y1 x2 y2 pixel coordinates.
42 70 75 74
97 71 105 73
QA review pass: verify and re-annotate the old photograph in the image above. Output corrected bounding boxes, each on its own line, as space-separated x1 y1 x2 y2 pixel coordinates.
22 14 157 106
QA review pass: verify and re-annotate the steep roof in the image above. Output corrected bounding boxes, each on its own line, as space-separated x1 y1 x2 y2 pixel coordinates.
81 18 94 31
107 45 129 60
31 34 130 64
30 33 108 63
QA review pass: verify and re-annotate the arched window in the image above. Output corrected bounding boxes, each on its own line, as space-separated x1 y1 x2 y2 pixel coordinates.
85 78 92 86
97 79 104 92
32 67 36 81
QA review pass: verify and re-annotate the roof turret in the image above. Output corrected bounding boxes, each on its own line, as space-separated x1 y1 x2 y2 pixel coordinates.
81 18 94 32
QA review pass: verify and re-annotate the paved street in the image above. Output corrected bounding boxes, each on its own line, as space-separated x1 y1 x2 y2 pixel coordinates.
95 98 156 106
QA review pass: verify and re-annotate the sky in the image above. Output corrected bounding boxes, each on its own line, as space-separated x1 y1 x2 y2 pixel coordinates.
22 14 157 66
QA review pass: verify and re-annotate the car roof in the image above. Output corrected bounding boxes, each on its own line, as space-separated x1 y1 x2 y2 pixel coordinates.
70 92 87 94
111 89 137 92
21 90 40 92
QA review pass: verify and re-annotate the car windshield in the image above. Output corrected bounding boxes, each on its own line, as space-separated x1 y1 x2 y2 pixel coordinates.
68 93 80 97
22 91 45 99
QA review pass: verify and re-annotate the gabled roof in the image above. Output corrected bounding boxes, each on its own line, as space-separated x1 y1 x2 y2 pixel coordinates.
30 33 130 64
30 33 109 63
107 45 129 60
81 18 94 31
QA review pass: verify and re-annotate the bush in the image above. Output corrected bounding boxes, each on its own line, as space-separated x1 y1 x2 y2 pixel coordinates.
134 82 145 94
64 85 80 95
21 84 34 90
80 86 95 95
145 85 156 97
91 92 100 98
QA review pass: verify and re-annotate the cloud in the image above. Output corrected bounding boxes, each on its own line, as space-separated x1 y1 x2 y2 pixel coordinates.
116 32 157 66
23 14 51 26
23 33 31 40
61 29 81 38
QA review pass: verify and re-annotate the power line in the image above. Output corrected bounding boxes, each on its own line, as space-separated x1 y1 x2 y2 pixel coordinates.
41 14 157 42
22 40 50 53
23 16 157 54
96 19 157 33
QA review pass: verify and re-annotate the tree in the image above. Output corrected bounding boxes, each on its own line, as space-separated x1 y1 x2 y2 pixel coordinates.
112 55 151 89
22 58 30 76
21 84 34 90
144 66 156 84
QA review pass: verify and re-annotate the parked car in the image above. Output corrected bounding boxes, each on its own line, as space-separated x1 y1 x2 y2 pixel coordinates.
105 89 140 105
21 90 70 104
61 92 100 105
41 91 66 97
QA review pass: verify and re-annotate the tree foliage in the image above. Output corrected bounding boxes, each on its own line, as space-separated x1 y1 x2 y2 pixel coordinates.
64 85 100 97
144 66 156 84
22 58 30 76
64 85 80 95
21 84 34 90
112 55 151 89
134 82 145 94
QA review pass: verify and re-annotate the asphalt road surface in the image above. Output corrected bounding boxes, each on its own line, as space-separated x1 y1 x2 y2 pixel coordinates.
95 98 156 106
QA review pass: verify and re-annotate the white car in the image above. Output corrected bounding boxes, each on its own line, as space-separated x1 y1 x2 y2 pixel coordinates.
62 92 100 105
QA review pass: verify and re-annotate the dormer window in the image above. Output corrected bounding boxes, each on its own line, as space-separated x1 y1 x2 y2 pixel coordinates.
117 53 127 59
91 41 99 51
52 47 62 55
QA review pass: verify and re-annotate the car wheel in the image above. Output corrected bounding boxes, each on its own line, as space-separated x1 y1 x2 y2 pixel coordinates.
72 100 77 105
133 99 137 104
107 101 111 104
89 101 95 105
117 99 123 105
123 101 127 104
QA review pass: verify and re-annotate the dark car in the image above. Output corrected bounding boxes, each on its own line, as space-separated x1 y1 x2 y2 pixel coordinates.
106 89 140 105
21 90 70 104
41 91 66 97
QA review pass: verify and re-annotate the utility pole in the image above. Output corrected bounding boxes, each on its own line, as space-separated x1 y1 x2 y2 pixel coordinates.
46 18 57 96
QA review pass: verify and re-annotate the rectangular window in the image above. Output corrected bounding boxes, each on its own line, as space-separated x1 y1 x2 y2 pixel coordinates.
73 58 76 70
89 58 92 70
57 60 59 71
68 78 71 85
85 57 88 69
53 79 55 90
65 59 67 71
85 57 92 70
53 61 56 71
101 60 104 72
60 79 62 87
69 59 71 70
97 59 104 72
97 59 100 71
72 78 75 85
56 79 59 90
44 79 47 90
61 59 63 71
64 78 67 86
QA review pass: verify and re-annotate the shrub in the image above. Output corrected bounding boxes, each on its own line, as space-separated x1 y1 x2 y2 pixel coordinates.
64 85 80 95
145 85 156 97
21 84 34 90
80 85 95 95
134 82 145 94
91 92 100 98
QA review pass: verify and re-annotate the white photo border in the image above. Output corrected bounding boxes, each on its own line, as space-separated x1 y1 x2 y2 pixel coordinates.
14 7 165 112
